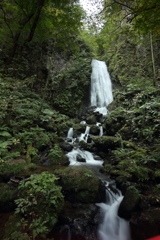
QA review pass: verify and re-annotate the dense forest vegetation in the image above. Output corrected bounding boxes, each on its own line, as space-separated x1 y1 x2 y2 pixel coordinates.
0 0 160 239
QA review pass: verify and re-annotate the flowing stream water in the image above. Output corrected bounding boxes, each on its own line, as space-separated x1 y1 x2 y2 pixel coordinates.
65 59 130 240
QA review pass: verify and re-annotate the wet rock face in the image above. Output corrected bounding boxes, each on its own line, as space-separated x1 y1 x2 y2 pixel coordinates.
76 154 86 162
118 186 140 220
60 143 73 152
130 209 160 240
52 203 100 240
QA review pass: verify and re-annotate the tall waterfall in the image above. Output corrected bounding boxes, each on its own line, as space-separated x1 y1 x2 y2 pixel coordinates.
91 59 113 115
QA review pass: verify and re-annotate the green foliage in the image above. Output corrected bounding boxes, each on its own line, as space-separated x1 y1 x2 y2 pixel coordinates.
0 161 25 175
13 172 64 239
48 144 68 165
0 0 83 62
52 51 91 117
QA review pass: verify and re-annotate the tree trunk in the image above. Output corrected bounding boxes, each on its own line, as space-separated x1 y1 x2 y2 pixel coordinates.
150 33 156 87
26 0 45 43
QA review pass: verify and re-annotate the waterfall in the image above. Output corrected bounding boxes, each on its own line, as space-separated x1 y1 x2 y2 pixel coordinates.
97 183 131 240
79 126 90 142
64 59 130 240
66 148 103 167
91 59 113 115
96 122 103 137
99 126 103 136
67 128 74 138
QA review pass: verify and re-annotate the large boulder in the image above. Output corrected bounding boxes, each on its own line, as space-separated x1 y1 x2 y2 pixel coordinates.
90 125 100 135
59 143 73 152
86 114 97 124
118 186 140 220
54 167 105 203
92 136 121 153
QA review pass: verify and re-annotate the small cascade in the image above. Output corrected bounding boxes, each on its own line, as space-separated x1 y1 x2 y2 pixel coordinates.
96 122 103 136
99 126 103 136
97 183 131 240
79 126 90 143
66 148 103 167
91 59 113 115
67 128 74 138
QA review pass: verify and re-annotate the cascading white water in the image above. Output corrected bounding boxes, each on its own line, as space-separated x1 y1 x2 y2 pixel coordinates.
91 59 113 115
66 148 103 167
67 128 74 138
79 126 90 142
97 183 131 240
96 122 103 137
99 126 103 136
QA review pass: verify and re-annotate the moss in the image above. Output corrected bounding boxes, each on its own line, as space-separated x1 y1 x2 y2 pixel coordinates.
86 114 97 124
79 141 94 151
93 136 121 152
54 167 102 202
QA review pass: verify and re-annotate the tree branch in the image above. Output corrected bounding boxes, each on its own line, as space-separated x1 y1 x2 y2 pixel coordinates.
113 0 133 10
0 5 14 39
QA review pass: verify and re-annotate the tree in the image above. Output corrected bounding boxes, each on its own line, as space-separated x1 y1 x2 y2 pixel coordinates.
0 0 83 60
103 0 160 36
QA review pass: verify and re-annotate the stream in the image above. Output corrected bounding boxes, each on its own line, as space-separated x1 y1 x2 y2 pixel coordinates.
62 59 131 240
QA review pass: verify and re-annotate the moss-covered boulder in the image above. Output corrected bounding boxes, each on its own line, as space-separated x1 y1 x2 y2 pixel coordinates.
79 141 94 151
73 124 88 135
90 125 100 135
86 115 97 124
92 136 121 153
118 186 140 220
54 167 104 203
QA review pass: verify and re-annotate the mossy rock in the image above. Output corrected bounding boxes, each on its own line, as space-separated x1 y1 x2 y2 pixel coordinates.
86 114 97 124
90 125 100 135
72 124 88 134
118 186 140 220
79 141 94 151
54 167 103 203
92 136 121 153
